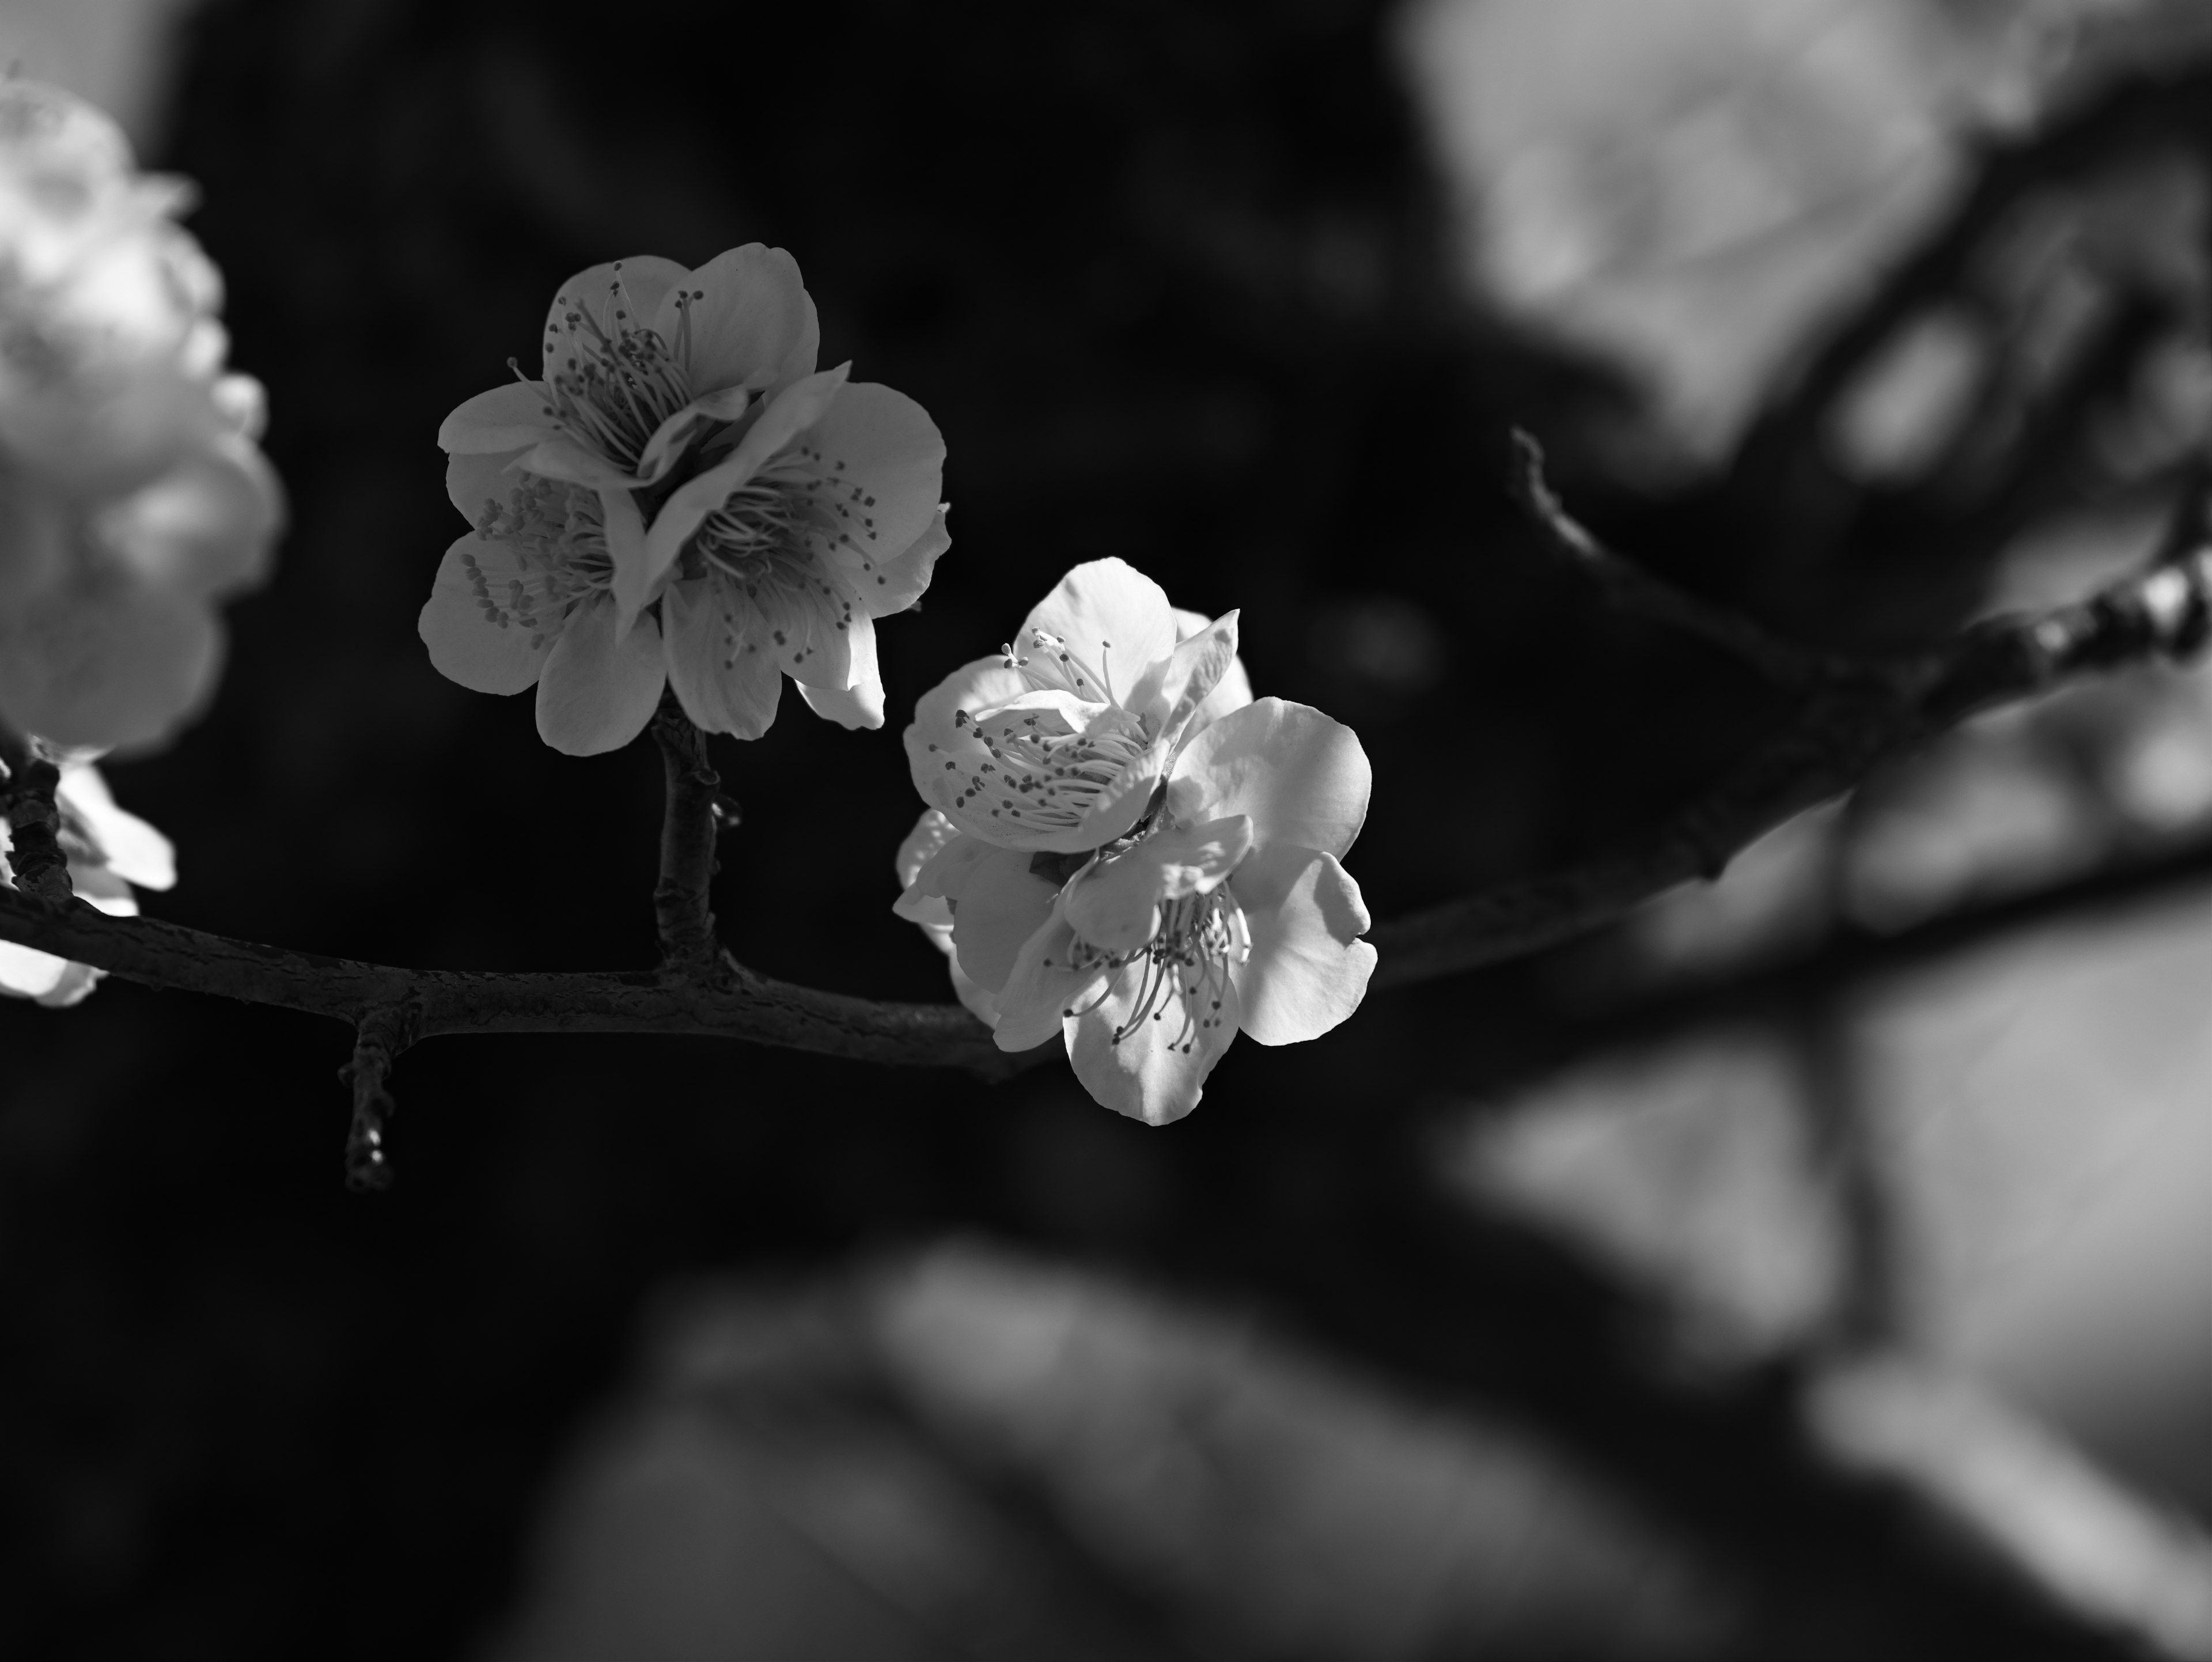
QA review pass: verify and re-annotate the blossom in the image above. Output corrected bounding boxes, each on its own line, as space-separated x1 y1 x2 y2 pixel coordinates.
0 79 282 752
896 565 1374 1123
421 246 948 754
0 756 173 1006
902 558 1249 853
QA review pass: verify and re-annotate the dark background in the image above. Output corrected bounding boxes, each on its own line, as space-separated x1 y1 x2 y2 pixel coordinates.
6 1 2205 1657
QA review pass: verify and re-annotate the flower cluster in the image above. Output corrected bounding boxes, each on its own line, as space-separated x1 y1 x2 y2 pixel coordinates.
0 81 282 753
0 755 173 1006
895 559 1375 1124
422 246 948 753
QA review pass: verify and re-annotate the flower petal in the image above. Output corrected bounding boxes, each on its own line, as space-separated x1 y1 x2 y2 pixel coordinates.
603 484 656 629
446 450 518 525
893 811 974 925
1228 844 1374 1046
419 532 557 695
1128 609 1238 748
1169 605 1255 737
632 384 755 484
1063 816 1252 955
0 937 80 1001
860 504 949 619
662 576 785 740
802 383 946 590
438 381 558 455
1019 558 1178 709
767 568 861 693
797 610 884 729
904 653 1027 803
540 258 691 385
516 436 643 490
1169 697 1370 859
640 365 851 589
0 576 219 751
96 434 282 600
664 244 819 397
58 764 174 889
991 908 1108 1053
532 592 665 755
948 846 1061 994
1065 963 1242 1126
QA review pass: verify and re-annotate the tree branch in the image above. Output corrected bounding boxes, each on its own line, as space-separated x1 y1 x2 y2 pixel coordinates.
0 887 1026 1076
3 459 2208 1070
1368 453 2212 988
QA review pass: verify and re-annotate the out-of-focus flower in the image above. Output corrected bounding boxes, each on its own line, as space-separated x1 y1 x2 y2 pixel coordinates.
421 247 948 754
1395 0 2119 459
902 558 1251 853
0 755 172 1005
0 79 281 752
897 564 1371 1124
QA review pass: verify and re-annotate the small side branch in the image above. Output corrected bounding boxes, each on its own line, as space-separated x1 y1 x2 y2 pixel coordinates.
0 736 77 908
340 1002 420 1191
1508 431 1863 688
653 698 723 975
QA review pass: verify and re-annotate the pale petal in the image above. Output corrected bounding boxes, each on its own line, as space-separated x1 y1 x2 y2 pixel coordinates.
446 450 521 525
438 382 559 454
1228 844 1374 1046
662 576 785 740
802 383 946 589
946 955 1000 1026
763 566 861 693
532 592 665 756
540 258 692 384
1169 606 1255 735
797 611 884 729
0 938 77 1001
0 577 218 752
949 846 1060 994
632 384 755 484
1065 966 1241 1126
0 468 72 611
661 244 819 396
640 365 851 588
516 436 642 490
57 764 174 889
1128 610 1238 746
858 505 949 619
1063 816 1252 955
603 484 656 628
991 910 1108 1053
1169 698 1370 859
893 811 975 930
903 653 1028 811
1020 558 1179 709
97 435 282 600
418 532 557 695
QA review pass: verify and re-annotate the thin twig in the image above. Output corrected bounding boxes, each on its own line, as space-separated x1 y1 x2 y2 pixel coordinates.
340 1002 419 1191
652 695 722 975
1507 431 1863 688
0 734 77 909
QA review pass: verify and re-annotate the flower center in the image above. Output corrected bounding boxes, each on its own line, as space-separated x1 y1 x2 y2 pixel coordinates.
930 702 1152 831
466 476 611 648
687 456 824 589
1003 627 1118 702
1062 886 1248 1054
536 270 697 471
